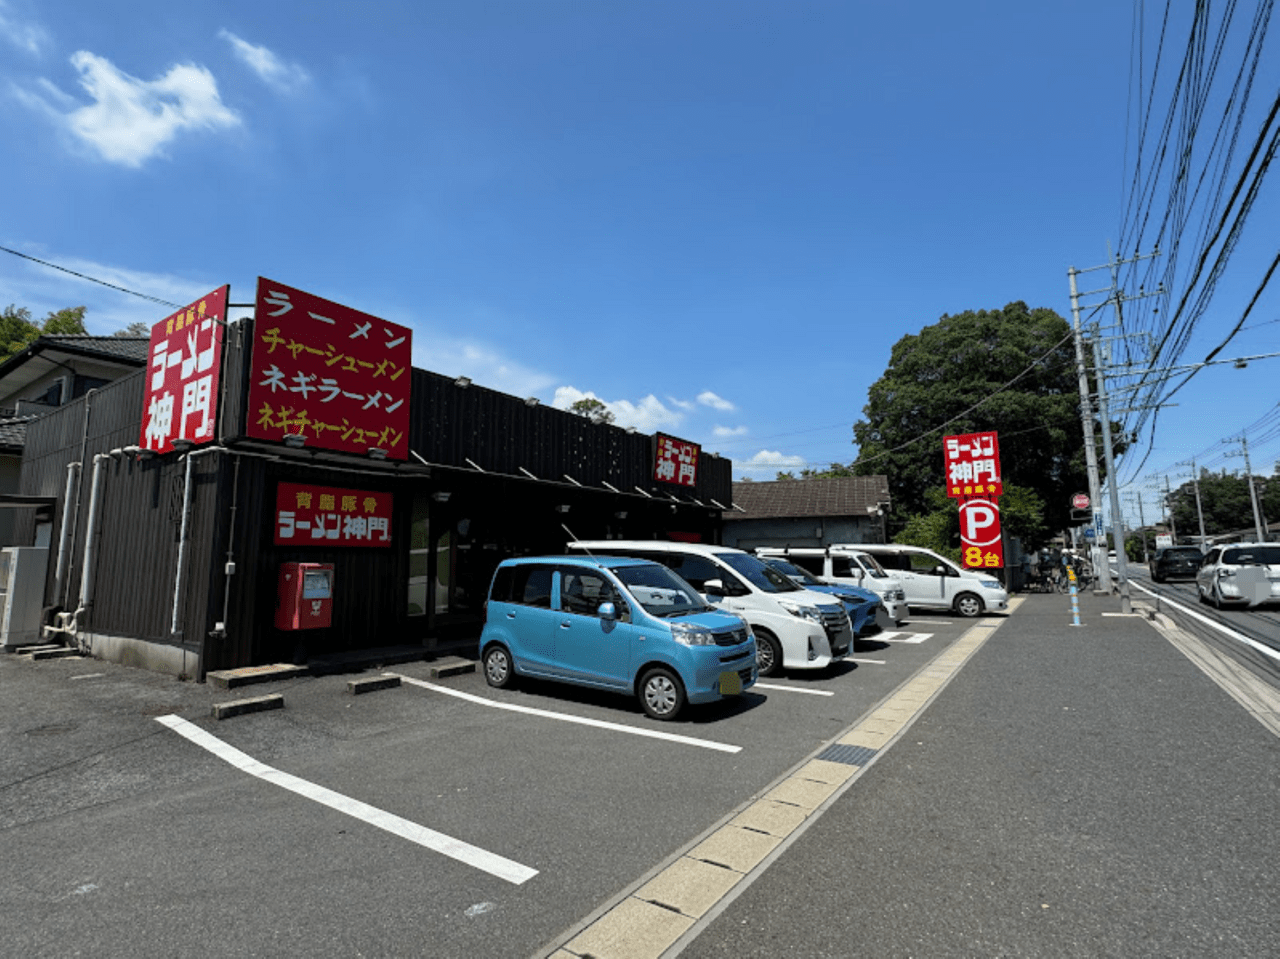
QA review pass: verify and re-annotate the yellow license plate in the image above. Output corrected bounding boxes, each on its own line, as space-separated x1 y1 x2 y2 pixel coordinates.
719 670 743 696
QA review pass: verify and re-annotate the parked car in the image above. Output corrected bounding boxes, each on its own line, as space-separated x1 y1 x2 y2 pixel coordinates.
479 555 756 720
1149 546 1202 583
566 540 853 677
853 544 1009 617
752 546 909 625
757 556 886 636
1195 543 1280 609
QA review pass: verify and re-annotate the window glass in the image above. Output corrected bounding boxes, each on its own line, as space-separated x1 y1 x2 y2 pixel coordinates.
489 566 514 603
715 552 801 593
665 554 726 591
832 556 857 577
407 495 430 616
787 554 825 576
560 568 626 618
908 553 946 574
614 563 710 617
761 557 825 587
512 565 553 608
855 554 889 578
1223 545 1280 565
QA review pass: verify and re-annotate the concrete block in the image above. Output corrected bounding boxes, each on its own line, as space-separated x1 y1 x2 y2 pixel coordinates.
212 693 284 720
207 664 307 689
428 657 476 679
347 675 401 695
29 647 83 661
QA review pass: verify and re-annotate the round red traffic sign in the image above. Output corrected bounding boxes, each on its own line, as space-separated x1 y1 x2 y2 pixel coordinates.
1072 493 1090 510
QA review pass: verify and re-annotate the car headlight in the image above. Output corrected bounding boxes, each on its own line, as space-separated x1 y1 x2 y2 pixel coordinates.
670 622 716 646
979 580 1001 589
779 602 822 624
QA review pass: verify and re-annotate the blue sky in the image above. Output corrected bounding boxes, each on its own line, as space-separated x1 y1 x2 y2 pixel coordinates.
2 0 1276 527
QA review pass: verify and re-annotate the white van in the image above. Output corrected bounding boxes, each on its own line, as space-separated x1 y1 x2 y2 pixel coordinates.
566 541 853 677
846 544 1008 617
754 547 908 625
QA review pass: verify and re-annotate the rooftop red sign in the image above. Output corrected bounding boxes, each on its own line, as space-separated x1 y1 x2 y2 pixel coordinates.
246 278 412 459
653 433 700 487
140 286 228 453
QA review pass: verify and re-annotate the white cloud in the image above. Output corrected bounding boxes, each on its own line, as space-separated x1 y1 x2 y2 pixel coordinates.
552 386 685 432
713 425 748 438
22 51 240 167
697 390 736 412
0 1 48 55
219 30 309 93
667 396 696 411
734 448 807 479
411 338 557 399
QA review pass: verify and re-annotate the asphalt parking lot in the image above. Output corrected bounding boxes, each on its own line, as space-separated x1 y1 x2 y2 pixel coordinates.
1 611 992 959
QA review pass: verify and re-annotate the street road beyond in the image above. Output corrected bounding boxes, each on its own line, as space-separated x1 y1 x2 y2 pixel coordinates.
2 592 1276 959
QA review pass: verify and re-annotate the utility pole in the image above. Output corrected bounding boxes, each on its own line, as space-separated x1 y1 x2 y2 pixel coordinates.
1125 491 1149 561
1226 435 1268 542
1162 475 1178 544
1176 458 1209 548
1094 326 1131 612
1067 267 1110 592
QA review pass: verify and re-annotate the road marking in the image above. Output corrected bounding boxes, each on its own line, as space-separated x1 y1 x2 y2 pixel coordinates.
388 674 742 754
753 683 835 697
878 632 934 644
546 600 1022 959
155 714 537 885
847 657 887 665
69 673 105 680
1130 581 1280 662
902 619 953 625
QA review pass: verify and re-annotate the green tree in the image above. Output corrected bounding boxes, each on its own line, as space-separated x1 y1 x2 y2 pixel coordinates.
569 396 615 426
892 482 1050 559
851 301 1118 535
1167 469 1273 538
0 304 89 362
114 321 150 337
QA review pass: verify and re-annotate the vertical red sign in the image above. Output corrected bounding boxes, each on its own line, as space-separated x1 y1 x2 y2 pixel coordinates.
653 433 700 487
140 286 228 453
246 279 413 459
958 498 1004 569
943 431 1003 499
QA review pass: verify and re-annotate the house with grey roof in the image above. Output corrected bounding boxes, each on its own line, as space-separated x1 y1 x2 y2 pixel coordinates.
0 335 148 545
721 475 892 550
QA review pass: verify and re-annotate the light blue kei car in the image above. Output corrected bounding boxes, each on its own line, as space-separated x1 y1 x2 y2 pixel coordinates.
479 555 757 720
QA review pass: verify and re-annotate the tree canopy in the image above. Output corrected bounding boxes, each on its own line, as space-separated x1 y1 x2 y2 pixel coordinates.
851 301 1114 536
568 396 615 425
1166 468 1278 539
0 304 88 363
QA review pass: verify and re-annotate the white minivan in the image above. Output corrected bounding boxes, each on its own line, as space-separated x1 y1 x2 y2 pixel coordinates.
754 547 909 625
566 541 854 677
851 545 1008 617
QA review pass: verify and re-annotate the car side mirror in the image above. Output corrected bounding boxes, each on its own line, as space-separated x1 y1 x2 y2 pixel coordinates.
597 602 617 620
703 578 725 597
933 565 948 576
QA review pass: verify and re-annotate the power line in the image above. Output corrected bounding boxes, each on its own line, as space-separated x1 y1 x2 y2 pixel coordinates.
0 244 181 309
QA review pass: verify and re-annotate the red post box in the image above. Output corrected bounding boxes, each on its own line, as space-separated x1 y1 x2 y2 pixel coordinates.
275 562 334 630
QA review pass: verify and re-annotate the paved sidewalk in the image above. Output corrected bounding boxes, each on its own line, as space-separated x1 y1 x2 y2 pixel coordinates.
680 591 1279 958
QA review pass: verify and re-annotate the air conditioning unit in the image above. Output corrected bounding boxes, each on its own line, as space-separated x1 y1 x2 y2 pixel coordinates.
0 547 49 649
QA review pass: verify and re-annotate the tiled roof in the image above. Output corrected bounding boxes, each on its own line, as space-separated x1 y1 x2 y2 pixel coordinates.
0 414 38 452
727 476 891 520
41 335 149 362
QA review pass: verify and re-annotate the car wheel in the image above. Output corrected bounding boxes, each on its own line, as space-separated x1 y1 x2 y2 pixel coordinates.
482 644 515 689
954 592 984 618
753 628 782 677
1198 584 1211 605
638 667 686 721
1211 585 1224 610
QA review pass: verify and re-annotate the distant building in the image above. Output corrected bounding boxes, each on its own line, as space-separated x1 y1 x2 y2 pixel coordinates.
721 476 891 550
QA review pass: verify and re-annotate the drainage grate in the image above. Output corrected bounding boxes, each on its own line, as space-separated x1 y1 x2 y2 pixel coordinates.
817 743 878 767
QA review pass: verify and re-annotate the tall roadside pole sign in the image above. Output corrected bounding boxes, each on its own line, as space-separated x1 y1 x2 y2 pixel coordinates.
944 432 1004 568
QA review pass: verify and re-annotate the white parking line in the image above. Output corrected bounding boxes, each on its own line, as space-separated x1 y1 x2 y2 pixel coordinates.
903 619 954 625
1130 582 1280 663
848 657 887 665
753 682 835 696
878 632 934 644
155 715 538 885
389 674 743 754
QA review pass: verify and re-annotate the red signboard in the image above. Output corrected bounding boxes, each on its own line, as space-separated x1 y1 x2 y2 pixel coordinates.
140 286 228 452
653 433 700 487
958 498 1004 568
246 278 413 459
943 431 1002 499
274 482 393 547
